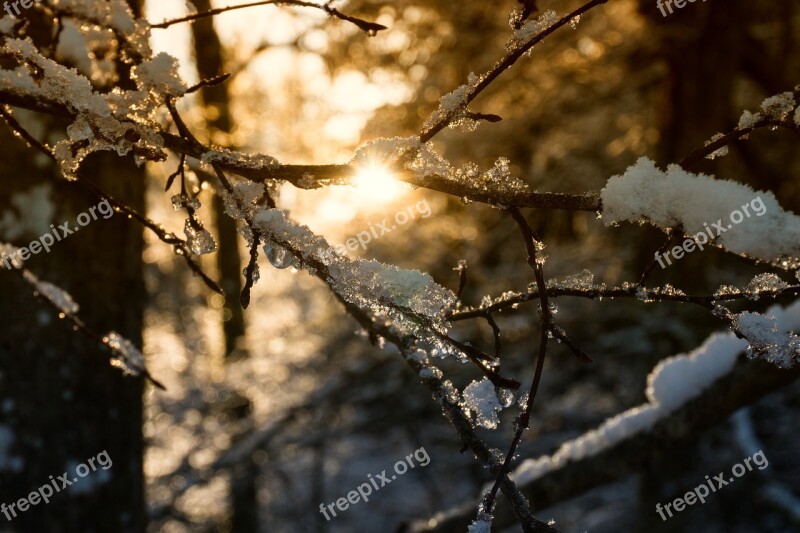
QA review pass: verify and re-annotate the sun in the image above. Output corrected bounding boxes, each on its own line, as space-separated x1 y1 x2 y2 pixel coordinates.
351 164 407 204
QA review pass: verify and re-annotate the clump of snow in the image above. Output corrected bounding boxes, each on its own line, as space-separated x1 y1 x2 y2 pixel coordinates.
467 515 493 533
23 271 80 315
103 332 147 377
423 83 480 132
131 53 187 97
252 206 456 327
462 378 503 429
760 92 795 119
351 136 422 170
745 273 789 300
734 311 800 368
0 184 54 240
419 366 443 380
738 109 761 129
794 107 800 128
221 182 265 220
600 157 800 264
201 147 280 170
351 137 530 199
512 300 800 486
705 133 729 160
548 269 596 291
1 37 111 117
55 111 165 179
328 259 456 319
0 16 16 34
50 0 151 58
510 10 559 48
56 21 93 79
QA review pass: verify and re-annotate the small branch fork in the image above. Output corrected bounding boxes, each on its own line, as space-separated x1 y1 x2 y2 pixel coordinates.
150 0 387 35
481 209 553 520
0 107 224 295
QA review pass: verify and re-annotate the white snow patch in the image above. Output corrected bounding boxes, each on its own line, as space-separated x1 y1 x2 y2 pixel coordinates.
512 300 800 486
0 184 55 241
760 92 795 119
467 516 493 533
132 53 187 97
462 378 503 429
600 157 800 263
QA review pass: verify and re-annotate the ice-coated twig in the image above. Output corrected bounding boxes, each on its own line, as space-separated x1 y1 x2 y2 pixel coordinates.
10 267 165 389
0 106 224 295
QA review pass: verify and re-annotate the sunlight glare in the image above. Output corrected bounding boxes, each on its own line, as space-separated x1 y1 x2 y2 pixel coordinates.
351 164 407 204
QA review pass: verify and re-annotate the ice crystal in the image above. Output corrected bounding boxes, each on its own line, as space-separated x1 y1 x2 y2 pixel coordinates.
184 220 216 255
103 331 146 376
550 269 595 291
713 285 741 298
419 367 443 380
264 243 293 269
467 515 492 533
462 378 503 429
171 194 199 211
744 273 789 300
424 84 469 129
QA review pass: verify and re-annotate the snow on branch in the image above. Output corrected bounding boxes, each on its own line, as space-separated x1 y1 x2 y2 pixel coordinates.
601 157 800 266
7 263 164 388
511 300 800 487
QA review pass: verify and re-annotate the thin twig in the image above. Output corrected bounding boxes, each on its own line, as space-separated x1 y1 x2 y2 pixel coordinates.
483 208 552 516
151 0 387 34
0 106 224 294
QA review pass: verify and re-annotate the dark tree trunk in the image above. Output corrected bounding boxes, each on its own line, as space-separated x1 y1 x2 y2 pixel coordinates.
189 2 258 530
0 2 146 530
0 142 146 532
190 0 248 360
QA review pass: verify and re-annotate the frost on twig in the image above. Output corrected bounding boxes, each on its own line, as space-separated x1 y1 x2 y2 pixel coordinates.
462 378 505 429
351 137 530 202
733 311 800 369
103 331 148 377
22 270 80 315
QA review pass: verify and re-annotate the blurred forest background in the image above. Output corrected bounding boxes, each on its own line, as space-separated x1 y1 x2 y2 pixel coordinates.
1 0 800 532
